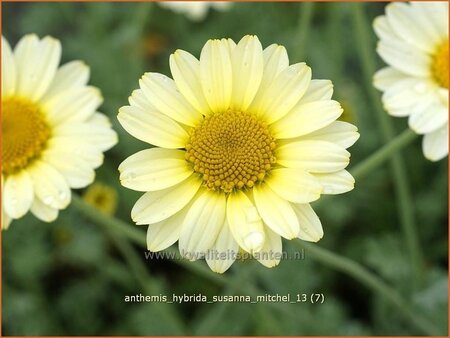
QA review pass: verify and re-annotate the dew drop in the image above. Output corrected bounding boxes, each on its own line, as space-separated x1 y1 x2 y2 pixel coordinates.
43 195 55 206
244 231 264 251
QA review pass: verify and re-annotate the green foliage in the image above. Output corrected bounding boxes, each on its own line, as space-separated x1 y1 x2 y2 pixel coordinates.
2 2 447 336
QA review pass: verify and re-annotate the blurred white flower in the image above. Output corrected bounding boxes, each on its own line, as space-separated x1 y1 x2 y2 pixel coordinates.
373 2 449 161
1 34 118 229
158 1 231 21
118 35 359 273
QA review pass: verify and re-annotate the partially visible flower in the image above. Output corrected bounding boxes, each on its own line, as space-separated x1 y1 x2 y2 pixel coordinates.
373 2 449 161
158 1 231 21
118 35 359 273
1 34 118 229
83 182 119 215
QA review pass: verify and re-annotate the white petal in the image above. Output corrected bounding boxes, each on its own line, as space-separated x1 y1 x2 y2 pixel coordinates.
292 121 360 149
118 105 189 149
276 140 350 173
2 211 12 230
266 168 322 203
28 161 71 209
146 205 189 252
313 170 355 195
292 203 323 242
253 183 299 239
43 86 102 125
41 149 95 189
200 38 233 113
4 171 33 218
53 120 117 152
412 2 448 37
250 63 311 123
128 88 156 111
47 137 104 169
377 39 431 77
227 190 265 253
206 218 239 273
382 78 436 116
14 34 61 101
300 79 334 104
385 3 438 53
408 100 448 134
259 44 289 92
30 197 58 222
179 190 226 260
373 67 408 91
254 227 282 268
272 100 343 139
422 124 448 161
230 35 264 111
373 15 402 44
131 174 202 225
2 36 16 96
170 50 211 114
140 72 202 126
41 60 90 102
119 148 193 192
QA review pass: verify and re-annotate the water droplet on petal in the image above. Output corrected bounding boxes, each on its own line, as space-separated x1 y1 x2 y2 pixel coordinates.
244 231 264 252
43 195 55 206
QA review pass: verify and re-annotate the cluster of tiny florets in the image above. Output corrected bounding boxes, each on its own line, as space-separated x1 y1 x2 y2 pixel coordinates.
2 98 50 175
185 110 276 192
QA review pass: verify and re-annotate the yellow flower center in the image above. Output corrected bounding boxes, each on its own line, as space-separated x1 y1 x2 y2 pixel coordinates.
432 40 449 89
2 97 51 175
185 111 276 193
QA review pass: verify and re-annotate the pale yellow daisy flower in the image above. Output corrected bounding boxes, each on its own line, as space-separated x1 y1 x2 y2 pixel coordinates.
1 34 118 229
373 1 449 161
118 35 359 273
158 1 231 21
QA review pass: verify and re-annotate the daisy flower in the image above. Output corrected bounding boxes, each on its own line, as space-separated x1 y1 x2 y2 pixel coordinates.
373 2 449 161
118 35 359 273
1 34 117 229
158 1 231 21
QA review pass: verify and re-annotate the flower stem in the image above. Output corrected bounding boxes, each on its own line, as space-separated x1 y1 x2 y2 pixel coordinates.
350 128 418 180
352 3 425 290
296 241 440 336
294 2 315 61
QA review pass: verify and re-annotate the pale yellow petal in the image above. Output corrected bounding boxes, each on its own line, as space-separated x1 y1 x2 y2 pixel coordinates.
118 105 189 149
206 218 239 273
249 63 311 123
292 203 323 242
131 175 202 225
230 35 264 111
266 168 322 203
254 227 282 268
271 100 343 139
227 190 265 253
253 183 299 239
140 72 202 126
170 49 211 114
119 148 193 192
313 170 355 195
200 38 233 113
3 171 33 218
179 190 226 260
2 36 16 96
276 140 350 173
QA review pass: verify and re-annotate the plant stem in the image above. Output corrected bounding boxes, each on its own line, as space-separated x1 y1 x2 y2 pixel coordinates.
350 128 418 180
296 241 440 336
294 2 314 61
352 3 424 290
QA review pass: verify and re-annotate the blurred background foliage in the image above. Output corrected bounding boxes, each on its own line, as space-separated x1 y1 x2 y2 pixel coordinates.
1 2 448 336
